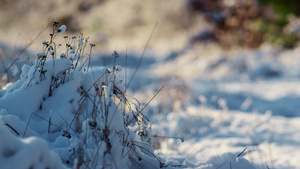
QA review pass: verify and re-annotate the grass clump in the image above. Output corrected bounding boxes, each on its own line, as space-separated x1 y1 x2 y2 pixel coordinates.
0 21 163 169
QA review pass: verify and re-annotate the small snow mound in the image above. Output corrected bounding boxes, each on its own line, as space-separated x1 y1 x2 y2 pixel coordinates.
0 120 67 169
199 152 256 169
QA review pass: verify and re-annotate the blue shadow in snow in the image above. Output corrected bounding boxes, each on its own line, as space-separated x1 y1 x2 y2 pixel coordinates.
199 91 300 118
90 52 157 68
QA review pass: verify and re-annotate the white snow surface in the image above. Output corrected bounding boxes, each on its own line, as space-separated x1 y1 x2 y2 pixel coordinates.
2 41 300 169
0 119 67 169
0 52 158 168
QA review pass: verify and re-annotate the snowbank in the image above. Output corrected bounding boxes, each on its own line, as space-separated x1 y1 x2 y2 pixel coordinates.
0 119 67 169
0 24 161 169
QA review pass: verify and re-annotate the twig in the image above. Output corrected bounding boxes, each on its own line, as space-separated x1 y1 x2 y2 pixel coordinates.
24 112 79 138
23 113 34 137
216 162 227 169
15 21 50 63
125 22 158 91
125 48 127 92
0 58 19 80
140 85 164 113
179 146 201 164
131 143 164 167
5 123 19 135
237 147 247 157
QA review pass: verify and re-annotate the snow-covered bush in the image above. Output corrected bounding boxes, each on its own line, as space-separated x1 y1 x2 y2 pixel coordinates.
0 21 161 169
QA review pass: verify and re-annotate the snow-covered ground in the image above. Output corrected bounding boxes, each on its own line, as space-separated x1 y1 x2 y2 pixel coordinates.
147 44 300 169
1 2 300 168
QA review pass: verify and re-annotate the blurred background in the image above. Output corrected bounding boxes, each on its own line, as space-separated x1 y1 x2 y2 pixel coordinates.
2 1 300 167
2 0 300 51
2 0 300 113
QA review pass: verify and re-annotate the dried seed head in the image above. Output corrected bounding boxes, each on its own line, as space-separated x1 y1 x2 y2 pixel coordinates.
37 53 47 59
69 46 76 54
112 51 119 57
60 53 66 59
53 21 59 30
89 120 97 129
62 130 71 139
57 25 67 34
69 99 74 104
114 65 122 71
42 40 48 45
101 83 107 88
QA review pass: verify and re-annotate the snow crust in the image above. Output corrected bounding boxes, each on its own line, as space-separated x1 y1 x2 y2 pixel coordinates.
0 119 67 169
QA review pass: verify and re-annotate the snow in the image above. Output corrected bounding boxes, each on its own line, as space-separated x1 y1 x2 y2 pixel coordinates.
0 120 67 169
57 25 67 34
69 46 75 54
2 24 300 169
79 38 84 46
0 29 161 168
151 106 300 168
